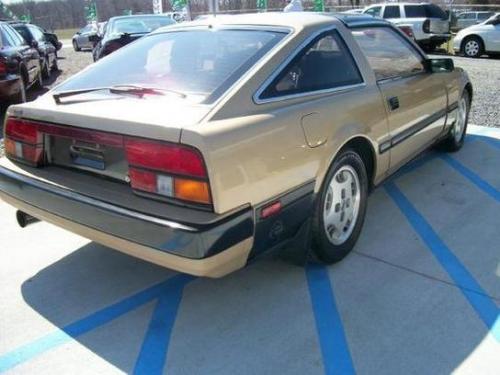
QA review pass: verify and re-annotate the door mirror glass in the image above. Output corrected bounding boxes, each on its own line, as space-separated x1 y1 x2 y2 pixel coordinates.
426 58 454 73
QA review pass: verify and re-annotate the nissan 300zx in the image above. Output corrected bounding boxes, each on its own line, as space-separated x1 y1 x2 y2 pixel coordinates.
0 13 472 277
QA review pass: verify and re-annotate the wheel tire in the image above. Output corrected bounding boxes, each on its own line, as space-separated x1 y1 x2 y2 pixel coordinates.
311 149 368 264
462 36 483 58
73 40 80 52
11 74 27 104
51 55 59 71
34 65 44 89
41 57 50 79
440 90 470 152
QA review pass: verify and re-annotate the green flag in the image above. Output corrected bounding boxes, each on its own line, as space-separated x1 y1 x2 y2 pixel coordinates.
172 0 187 12
313 0 324 12
84 1 97 22
256 0 267 12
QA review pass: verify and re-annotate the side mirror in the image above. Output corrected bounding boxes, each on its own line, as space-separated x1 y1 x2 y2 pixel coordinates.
425 58 454 73
31 40 39 49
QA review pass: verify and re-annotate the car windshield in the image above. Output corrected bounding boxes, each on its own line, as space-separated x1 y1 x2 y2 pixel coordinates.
54 29 286 104
110 16 175 35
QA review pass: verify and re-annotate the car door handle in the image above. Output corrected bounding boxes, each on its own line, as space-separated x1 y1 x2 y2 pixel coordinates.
388 96 400 111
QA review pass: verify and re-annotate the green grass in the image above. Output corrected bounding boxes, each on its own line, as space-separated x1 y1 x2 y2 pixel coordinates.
53 28 79 40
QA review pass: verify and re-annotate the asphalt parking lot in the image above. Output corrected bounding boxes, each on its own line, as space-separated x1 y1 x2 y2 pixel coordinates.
1 47 500 374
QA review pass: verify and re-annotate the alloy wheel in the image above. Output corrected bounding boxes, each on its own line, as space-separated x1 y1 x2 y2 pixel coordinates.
453 97 467 143
464 40 480 57
323 165 361 245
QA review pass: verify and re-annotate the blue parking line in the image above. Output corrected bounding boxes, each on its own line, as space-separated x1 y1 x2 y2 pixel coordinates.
470 134 500 150
385 182 500 341
306 264 355 375
0 274 193 373
439 155 500 202
133 276 192 375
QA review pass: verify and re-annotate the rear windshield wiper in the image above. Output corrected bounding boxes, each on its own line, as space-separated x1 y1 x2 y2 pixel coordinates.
53 85 186 105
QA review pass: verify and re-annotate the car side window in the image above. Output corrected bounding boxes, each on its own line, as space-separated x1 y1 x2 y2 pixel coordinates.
28 26 45 42
4 24 25 46
384 6 401 19
365 6 382 18
352 27 425 81
259 31 363 100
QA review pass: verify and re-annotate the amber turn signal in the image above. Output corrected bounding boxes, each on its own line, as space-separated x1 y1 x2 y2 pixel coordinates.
174 178 211 204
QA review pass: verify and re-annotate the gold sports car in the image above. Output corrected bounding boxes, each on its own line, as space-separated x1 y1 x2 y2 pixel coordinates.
0 13 472 277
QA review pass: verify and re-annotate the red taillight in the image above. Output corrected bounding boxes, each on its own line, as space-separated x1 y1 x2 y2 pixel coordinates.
125 138 211 205
0 60 7 76
125 138 206 178
4 117 44 165
399 26 414 40
3 116 211 206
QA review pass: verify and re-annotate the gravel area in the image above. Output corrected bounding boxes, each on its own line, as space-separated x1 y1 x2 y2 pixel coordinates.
0 49 498 158
448 55 500 128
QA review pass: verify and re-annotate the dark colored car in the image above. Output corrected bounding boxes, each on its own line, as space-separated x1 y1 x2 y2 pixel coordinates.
93 15 175 61
10 22 58 79
43 30 63 55
0 21 41 104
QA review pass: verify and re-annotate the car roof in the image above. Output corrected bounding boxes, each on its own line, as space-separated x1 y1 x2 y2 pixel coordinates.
171 12 388 30
109 14 172 22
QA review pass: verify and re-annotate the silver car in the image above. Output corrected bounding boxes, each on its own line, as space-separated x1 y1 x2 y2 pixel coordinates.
454 11 494 31
72 24 98 51
453 13 500 58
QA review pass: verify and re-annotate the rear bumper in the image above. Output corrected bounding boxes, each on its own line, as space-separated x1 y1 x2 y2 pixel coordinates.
0 165 254 277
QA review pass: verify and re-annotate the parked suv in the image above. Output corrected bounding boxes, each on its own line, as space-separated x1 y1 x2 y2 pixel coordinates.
0 21 41 104
10 22 58 79
363 2 451 51
454 11 494 31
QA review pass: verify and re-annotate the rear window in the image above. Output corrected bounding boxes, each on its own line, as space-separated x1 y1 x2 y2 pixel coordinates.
478 12 494 20
54 29 286 104
110 16 175 34
405 4 447 20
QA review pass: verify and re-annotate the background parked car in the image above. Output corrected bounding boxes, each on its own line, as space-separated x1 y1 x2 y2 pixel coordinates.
363 2 451 51
453 13 500 58
92 14 175 61
453 11 495 31
10 22 57 79
72 23 98 51
43 29 62 55
0 21 42 104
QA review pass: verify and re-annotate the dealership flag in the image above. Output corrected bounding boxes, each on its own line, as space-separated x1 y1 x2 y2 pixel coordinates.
313 0 324 12
257 0 267 11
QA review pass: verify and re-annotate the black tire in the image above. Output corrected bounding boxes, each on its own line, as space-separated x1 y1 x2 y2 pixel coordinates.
440 90 471 152
73 40 80 52
461 36 484 58
311 149 368 264
51 54 59 71
41 57 50 79
34 65 44 89
11 73 27 104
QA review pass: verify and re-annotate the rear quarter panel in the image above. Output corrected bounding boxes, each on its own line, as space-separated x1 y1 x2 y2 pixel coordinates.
181 23 390 214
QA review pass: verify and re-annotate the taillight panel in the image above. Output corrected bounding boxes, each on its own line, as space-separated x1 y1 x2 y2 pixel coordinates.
3 116 212 207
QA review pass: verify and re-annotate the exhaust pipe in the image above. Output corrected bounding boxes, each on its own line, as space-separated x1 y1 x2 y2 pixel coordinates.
16 210 40 228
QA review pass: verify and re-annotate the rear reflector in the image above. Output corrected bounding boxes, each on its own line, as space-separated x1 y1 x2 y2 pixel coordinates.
261 201 282 219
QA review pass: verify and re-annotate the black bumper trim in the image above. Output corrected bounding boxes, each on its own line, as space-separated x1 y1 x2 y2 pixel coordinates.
0 166 253 259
